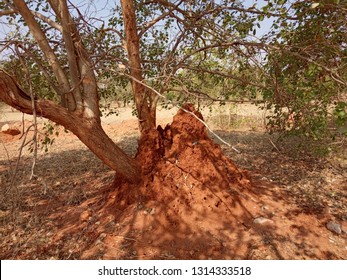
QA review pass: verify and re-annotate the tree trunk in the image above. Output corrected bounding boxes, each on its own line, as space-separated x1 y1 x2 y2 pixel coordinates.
120 0 156 132
0 70 141 184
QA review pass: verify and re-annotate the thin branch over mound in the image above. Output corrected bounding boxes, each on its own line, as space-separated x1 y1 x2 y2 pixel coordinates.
123 73 241 153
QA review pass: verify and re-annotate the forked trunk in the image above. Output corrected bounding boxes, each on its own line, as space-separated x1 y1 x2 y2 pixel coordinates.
0 71 141 184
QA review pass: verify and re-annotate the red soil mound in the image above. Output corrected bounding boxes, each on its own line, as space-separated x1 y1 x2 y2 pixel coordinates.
114 104 252 207
89 104 263 258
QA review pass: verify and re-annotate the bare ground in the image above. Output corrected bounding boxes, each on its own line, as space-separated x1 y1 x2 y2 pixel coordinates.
0 105 346 259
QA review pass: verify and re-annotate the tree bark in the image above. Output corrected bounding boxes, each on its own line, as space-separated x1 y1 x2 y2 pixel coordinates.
120 0 156 132
0 70 141 184
47 0 100 119
12 0 75 110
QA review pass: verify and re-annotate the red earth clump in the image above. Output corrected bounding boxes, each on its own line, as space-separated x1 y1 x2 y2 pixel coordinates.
113 104 252 211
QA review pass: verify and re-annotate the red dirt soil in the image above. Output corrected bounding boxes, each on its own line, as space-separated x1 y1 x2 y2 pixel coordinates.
0 104 346 259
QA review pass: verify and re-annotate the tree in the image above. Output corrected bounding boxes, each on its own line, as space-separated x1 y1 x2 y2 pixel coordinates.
0 0 275 183
2 0 342 185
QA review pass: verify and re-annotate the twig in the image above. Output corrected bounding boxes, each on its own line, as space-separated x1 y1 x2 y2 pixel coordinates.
28 78 38 180
113 235 138 242
1 139 12 174
268 137 280 152
121 72 242 153
17 45 38 180
180 106 241 153
21 113 25 135
11 124 34 185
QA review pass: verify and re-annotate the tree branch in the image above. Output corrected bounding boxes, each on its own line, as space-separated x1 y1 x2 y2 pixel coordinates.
138 0 185 37
0 7 62 31
0 9 15 16
31 10 62 31
13 0 72 109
